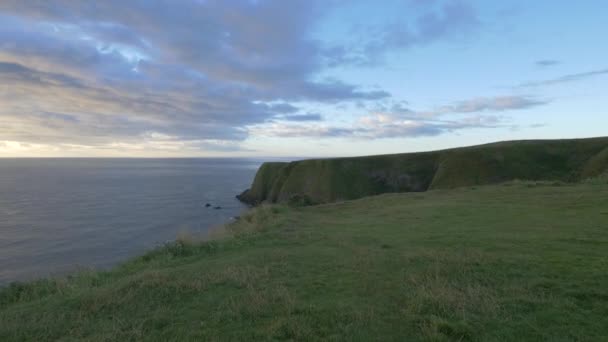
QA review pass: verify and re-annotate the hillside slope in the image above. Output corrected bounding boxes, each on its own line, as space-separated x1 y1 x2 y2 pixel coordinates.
2 181 607 341
238 137 608 205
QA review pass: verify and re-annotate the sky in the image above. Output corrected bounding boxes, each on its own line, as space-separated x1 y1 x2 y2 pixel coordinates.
0 0 606 158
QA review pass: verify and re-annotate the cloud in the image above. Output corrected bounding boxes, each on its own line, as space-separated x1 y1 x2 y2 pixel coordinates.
0 1 389 152
430 96 547 115
535 60 560 67
0 61 259 144
520 68 608 87
250 114 504 140
249 123 355 139
415 0 480 42
0 2 387 100
388 95 547 120
280 113 323 122
324 0 481 66
265 103 300 115
250 94 541 140
355 113 504 138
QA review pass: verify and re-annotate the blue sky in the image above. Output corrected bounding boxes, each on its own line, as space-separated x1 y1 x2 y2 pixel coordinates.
0 0 606 157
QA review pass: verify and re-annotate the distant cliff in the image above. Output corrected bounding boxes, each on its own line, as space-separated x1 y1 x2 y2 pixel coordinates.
237 137 608 205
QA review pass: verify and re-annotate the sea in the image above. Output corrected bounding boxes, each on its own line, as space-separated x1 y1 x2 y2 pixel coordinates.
0 158 262 285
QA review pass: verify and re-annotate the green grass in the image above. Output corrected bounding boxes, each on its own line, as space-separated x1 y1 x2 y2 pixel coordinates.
2 180 608 341
240 137 608 204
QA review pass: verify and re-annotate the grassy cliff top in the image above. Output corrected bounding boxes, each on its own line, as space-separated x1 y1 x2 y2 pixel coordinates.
238 136 608 205
2 178 608 341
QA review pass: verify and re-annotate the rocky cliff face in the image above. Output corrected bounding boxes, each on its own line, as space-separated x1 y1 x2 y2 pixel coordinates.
238 137 608 205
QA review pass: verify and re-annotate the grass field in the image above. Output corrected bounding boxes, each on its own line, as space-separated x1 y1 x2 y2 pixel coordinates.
1 179 608 341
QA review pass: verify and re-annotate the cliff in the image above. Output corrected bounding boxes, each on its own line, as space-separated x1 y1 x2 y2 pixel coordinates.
237 137 608 205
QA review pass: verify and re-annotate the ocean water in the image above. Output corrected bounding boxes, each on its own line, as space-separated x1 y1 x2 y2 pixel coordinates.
0 158 260 285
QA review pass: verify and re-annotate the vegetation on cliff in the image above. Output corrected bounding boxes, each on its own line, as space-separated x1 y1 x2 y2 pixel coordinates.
238 137 608 205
